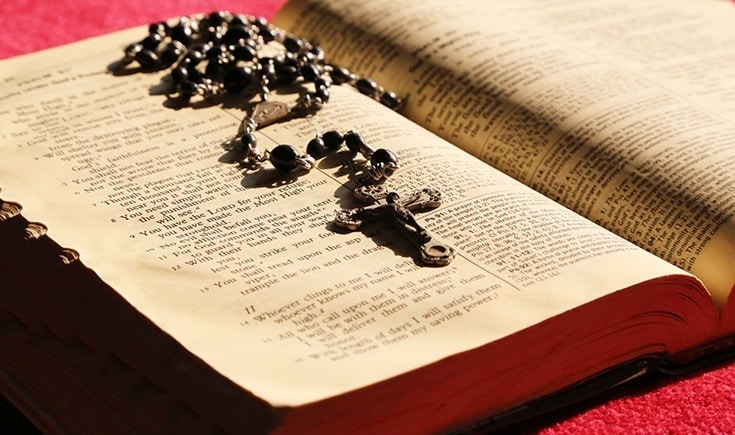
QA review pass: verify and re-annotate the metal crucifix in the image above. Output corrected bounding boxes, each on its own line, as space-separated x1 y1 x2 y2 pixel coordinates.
334 184 455 266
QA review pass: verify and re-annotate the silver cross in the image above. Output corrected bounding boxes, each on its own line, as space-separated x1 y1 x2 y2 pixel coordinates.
335 185 456 266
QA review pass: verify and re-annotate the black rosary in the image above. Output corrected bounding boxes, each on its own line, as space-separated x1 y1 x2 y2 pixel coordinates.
116 11 455 266
119 11 401 180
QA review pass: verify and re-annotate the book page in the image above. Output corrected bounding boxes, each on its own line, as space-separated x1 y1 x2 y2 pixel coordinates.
0 27 694 406
275 0 735 308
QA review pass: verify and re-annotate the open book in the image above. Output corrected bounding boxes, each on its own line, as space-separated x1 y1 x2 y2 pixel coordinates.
1 0 734 432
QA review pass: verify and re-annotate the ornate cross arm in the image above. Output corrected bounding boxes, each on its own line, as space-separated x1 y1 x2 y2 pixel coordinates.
335 185 455 266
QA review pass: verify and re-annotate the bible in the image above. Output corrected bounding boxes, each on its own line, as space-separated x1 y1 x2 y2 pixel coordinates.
2 0 735 432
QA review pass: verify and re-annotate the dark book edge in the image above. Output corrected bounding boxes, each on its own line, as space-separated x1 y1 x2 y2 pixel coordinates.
450 357 657 433
658 335 735 375
0 195 278 433
3 194 735 433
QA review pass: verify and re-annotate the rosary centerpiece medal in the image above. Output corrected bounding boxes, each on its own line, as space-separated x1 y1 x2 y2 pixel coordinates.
335 184 456 266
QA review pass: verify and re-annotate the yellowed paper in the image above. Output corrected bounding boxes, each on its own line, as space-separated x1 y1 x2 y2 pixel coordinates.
275 0 735 306
0 26 695 406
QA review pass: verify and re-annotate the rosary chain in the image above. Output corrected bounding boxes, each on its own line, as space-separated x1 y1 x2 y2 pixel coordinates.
119 10 402 182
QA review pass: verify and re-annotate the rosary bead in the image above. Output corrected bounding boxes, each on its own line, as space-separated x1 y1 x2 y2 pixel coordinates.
284 36 304 53
205 61 226 82
301 63 322 82
204 28 225 44
159 43 183 68
315 85 330 104
314 77 331 91
239 132 258 152
370 148 398 167
171 23 193 45
206 43 228 62
306 137 328 157
124 43 143 59
260 62 277 82
379 91 401 110
134 48 160 70
222 25 250 45
141 33 163 51
355 77 379 97
149 21 169 37
311 46 326 62
344 131 367 153
297 52 315 66
272 52 286 65
269 144 300 171
224 66 253 93
184 49 204 67
276 65 299 84
170 65 189 84
329 66 353 85
232 43 257 61
230 14 248 27
207 10 229 27
277 52 298 66
314 78 331 100
255 20 276 43
321 130 344 150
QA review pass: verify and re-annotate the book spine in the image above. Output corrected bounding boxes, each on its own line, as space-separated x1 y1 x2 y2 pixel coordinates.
0 198 80 263
0 195 141 433
0 194 277 433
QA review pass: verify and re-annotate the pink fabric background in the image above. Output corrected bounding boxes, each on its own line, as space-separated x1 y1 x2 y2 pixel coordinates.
1 0 735 432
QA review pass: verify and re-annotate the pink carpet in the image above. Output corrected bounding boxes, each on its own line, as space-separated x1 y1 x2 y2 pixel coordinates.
2 0 735 432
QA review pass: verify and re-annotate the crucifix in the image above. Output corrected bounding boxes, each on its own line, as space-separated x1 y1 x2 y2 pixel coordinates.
334 184 456 266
